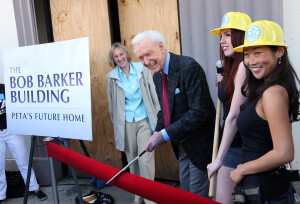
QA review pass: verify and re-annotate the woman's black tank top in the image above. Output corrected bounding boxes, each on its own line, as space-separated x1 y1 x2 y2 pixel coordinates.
237 103 292 200
236 104 273 163
218 81 242 148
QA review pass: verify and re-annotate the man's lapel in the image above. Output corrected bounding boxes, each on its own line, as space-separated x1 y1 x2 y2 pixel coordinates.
167 54 179 118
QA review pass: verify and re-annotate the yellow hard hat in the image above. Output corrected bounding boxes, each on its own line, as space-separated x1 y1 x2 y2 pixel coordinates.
210 12 252 35
234 20 288 52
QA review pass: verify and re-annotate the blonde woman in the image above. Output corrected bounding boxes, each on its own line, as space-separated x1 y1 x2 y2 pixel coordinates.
106 42 160 204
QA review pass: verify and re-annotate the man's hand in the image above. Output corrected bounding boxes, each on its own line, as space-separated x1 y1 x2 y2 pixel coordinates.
207 159 223 179
145 131 165 152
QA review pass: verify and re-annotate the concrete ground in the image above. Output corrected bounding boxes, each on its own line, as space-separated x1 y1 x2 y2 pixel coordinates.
2 177 180 204
2 178 300 203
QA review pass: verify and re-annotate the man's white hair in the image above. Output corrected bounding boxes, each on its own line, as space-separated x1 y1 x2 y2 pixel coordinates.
131 30 166 53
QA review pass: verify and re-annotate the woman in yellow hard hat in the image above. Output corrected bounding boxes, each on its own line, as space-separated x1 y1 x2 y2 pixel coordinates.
231 20 299 203
207 12 251 203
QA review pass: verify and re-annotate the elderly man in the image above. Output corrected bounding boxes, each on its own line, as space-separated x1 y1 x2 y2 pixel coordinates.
131 30 215 196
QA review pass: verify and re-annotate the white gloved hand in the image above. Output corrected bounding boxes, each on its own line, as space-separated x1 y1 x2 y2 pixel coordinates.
207 159 223 179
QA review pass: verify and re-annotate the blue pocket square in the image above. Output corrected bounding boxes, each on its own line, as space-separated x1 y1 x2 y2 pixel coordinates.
175 88 180 94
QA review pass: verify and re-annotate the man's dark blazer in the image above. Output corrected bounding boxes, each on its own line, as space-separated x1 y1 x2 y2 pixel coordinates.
153 53 215 170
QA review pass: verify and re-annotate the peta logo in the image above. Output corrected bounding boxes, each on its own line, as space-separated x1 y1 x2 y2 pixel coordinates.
221 15 230 28
246 25 261 42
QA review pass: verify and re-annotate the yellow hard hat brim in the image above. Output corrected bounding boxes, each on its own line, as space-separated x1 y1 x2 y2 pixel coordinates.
234 43 288 52
210 28 221 35
210 26 247 36
233 45 246 52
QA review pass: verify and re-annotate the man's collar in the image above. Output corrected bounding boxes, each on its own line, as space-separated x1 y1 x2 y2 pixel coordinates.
162 52 170 75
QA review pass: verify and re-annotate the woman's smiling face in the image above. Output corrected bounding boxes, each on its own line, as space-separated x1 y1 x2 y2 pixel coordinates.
113 47 129 69
220 29 234 57
243 46 284 81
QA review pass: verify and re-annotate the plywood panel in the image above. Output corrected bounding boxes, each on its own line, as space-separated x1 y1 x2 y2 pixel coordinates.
50 0 122 170
118 0 181 58
118 0 180 180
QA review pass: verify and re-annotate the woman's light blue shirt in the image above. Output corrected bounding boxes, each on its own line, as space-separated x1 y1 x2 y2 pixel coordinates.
118 63 148 122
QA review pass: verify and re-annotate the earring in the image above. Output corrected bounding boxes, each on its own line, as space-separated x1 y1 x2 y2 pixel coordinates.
278 57 282 64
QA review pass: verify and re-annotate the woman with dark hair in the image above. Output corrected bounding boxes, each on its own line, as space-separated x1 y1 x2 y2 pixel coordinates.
207 12 251 203
106 42 160 204
231 20 299 203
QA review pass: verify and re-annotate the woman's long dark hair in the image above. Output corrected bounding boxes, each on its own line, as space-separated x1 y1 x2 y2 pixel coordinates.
241 46 300 122
220 29 245 107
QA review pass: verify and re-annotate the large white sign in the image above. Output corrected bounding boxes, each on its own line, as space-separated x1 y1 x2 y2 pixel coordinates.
2 37 92 141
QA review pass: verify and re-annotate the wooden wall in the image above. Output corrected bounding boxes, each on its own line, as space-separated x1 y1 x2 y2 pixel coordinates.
117 0 180 180
49 0 122 169
118 0 181 61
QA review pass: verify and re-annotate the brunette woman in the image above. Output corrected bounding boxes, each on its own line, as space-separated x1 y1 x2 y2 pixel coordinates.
207 12 251 203
231 20 299 203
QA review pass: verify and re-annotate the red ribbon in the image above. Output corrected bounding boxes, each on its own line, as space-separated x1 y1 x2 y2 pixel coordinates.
46 142 219 204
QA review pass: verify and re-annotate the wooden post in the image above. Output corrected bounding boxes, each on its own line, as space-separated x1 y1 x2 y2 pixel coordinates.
209 99 221 197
